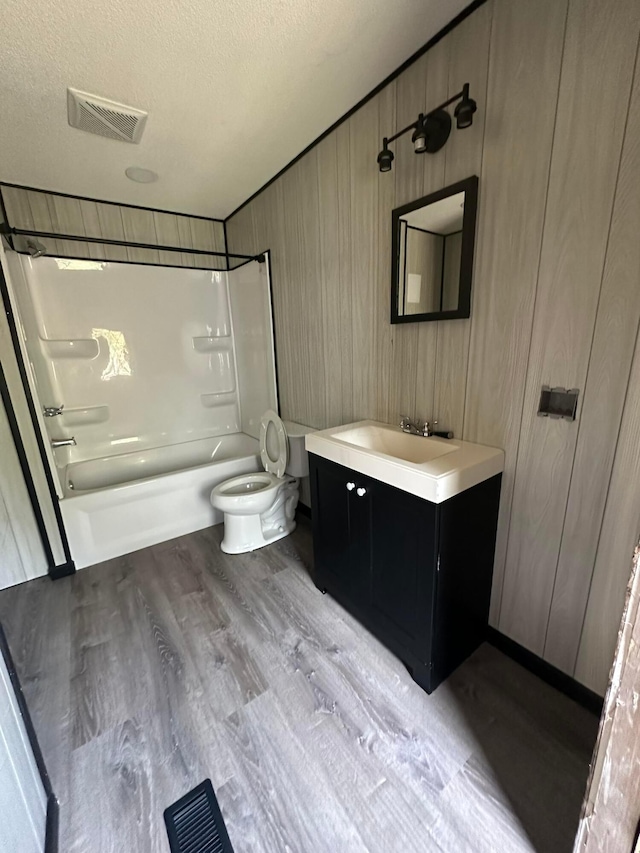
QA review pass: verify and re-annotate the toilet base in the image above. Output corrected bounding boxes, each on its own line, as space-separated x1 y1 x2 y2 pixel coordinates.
220 514 297 554
219 478 299 554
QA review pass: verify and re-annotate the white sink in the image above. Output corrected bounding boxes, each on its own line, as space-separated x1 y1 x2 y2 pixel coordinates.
335 423 459 464
306 420 504 504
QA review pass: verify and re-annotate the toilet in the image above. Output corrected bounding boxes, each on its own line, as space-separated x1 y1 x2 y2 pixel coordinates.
211 411 314 554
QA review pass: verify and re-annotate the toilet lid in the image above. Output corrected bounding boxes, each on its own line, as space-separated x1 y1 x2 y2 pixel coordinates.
260 410 288 478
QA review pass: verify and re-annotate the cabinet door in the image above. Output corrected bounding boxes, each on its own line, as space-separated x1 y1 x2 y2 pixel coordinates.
369 479 437 662
309 455 371 604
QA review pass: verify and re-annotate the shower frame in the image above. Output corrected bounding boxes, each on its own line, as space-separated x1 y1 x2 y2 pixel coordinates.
0 182 269 580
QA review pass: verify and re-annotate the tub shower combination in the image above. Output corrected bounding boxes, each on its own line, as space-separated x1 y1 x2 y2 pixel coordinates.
6 252 278 568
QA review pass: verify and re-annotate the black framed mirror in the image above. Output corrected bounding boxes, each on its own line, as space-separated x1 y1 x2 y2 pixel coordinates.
391 175 478 323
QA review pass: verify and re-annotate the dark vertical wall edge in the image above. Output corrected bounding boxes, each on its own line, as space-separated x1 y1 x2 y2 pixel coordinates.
0 264 75 575
45 794 59 853
222 219 230 271
0 361 55 568
262 250 282 417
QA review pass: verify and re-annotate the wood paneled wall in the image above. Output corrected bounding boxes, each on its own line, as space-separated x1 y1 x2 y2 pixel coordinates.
1 186 226 269
227 0 640 695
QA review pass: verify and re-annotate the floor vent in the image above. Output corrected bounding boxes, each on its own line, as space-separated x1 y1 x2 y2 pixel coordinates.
164 779 234 853
67 88 147 143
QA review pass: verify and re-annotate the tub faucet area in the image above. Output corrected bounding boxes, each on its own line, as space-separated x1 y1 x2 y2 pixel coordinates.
51 436 76 448
43 404 64 417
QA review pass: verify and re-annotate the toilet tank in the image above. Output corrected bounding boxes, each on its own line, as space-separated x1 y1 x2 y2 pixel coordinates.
283 421 315 477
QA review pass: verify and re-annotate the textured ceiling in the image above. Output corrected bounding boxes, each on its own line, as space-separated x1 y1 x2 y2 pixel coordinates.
0 0 469 218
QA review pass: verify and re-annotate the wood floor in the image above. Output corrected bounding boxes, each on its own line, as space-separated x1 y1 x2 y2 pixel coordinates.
0 518 598 853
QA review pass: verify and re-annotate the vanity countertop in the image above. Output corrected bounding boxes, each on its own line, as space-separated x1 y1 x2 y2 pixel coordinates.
305 420 504 503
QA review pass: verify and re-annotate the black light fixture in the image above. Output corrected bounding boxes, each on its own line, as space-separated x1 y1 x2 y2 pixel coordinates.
377 138 394 172
378 82 476 172
411 114 428 153
454 83 477 129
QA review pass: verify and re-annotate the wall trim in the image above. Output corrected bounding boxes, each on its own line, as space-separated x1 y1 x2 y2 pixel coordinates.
224 0 489 224
48 561 76 581
295 502 311 520
487 627 603 716
0 180 224 225
45 794 59 853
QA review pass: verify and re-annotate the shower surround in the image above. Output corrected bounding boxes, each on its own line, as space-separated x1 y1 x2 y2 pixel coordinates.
5 253 277 567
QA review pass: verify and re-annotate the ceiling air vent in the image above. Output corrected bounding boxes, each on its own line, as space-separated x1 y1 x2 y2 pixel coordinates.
67 88 147 143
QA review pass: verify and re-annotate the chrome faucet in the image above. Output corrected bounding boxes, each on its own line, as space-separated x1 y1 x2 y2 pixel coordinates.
43 404 64 418
398 415 455 439
400 415 420 435
400 415 453 438
51 437 76 448
400 415 438 437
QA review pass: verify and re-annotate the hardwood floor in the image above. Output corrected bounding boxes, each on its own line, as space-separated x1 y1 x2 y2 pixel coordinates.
0 518 598 853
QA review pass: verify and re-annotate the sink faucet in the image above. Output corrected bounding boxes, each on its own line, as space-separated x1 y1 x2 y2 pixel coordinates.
51 437 76 448
400 415 437 437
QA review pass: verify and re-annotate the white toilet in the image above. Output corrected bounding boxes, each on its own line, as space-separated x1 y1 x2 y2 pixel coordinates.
211 411 313 554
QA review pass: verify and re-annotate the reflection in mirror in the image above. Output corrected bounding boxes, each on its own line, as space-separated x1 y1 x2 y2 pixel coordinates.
398 192 464 314
391 176 478 323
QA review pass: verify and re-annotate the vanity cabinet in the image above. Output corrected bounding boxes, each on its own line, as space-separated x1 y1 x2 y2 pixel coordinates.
309 453 501 693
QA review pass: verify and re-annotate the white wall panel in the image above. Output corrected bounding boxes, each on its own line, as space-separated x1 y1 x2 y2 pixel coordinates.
11 258 240 466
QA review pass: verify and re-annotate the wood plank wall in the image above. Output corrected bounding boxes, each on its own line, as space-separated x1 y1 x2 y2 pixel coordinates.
1 187 226 269
227 0 640 695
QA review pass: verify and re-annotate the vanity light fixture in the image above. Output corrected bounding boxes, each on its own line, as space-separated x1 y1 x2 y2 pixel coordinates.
377 141 394 172
454 83 477 129
411 114 429 153
377 82 477 172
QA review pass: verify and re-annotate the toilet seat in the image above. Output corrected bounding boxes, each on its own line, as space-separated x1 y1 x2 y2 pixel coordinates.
213 471 279 498
211 472 283 516
260 410 288 478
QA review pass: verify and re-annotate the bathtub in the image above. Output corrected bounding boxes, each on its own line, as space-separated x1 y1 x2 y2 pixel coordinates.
59 433 261 569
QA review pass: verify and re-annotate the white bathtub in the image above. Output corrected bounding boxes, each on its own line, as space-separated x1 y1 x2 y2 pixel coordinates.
60 433 260 569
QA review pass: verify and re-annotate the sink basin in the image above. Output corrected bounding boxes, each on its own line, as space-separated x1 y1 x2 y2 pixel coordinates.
306 420 504 503
335 424 459 464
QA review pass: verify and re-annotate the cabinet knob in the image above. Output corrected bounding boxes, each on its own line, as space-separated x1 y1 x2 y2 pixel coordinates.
346 482 355 491
356 487 367 497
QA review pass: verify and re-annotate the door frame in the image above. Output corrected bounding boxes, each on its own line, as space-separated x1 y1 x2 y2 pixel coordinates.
574 538 640 851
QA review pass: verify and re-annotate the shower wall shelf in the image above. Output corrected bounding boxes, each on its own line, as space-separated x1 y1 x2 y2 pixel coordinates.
192 336 232 352
62 405 110 427
200 392 237 408
42 338 100 360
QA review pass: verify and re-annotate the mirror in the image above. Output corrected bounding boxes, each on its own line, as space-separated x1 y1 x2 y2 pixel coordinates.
391 176 478 323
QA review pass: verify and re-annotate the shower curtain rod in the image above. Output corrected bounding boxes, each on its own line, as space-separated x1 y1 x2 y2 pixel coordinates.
0 225 260 262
